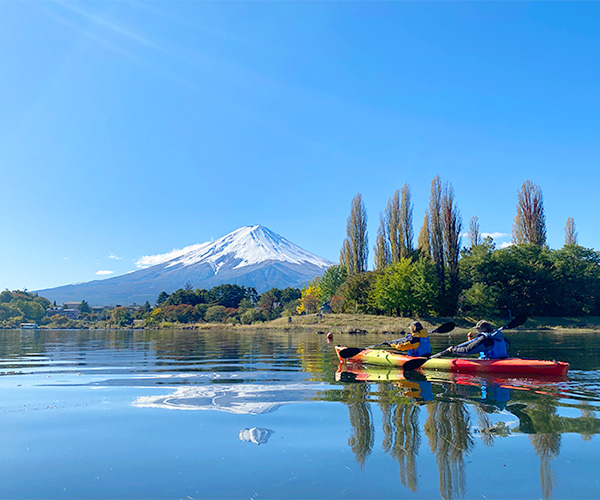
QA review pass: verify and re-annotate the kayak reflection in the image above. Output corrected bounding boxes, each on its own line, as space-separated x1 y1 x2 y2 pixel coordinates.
336 364 600 500
336 363 434 402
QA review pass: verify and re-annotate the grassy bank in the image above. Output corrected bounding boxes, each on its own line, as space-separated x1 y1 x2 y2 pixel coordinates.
214 314 600 334
22 314 600 332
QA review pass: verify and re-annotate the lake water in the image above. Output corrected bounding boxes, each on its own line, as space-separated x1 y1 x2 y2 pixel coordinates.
1 328 599 499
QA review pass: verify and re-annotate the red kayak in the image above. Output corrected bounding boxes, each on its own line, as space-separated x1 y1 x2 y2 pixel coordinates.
335 345 569 377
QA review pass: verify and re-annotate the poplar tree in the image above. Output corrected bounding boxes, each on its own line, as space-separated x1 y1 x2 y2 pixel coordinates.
341 193 369 275
399 183 414 259
384 190 401 263
417 211 431 258
564 217 577 246
512 180 547 246
429 176 445 284
468 216 481 248
340 239 350 271
374 214 391 271
442 182 462 308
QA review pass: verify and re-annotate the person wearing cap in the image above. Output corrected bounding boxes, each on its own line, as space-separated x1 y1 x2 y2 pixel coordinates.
449 320 509 359
385 321 431 357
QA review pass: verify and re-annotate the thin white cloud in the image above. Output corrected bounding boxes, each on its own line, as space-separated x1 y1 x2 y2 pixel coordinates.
498 242 513 249
460 231 509 240
481 232 509 239
135 243 206 269
108 253 123 260
96 270 114 276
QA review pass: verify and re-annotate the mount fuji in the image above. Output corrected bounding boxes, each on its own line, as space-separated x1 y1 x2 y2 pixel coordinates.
37 226 335 306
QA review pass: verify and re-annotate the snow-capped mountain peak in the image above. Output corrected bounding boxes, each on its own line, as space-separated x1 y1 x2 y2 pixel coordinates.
38 225 334 306
164 225 333 272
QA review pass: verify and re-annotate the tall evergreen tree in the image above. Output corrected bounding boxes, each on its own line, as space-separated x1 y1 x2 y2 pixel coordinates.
374 214 391 271
468 216 481 248
79 300 92 314
564 217 577 246
417 211 431 258
512 180 547 246
384 190 401 263
341 193 369 274
399 183 414 259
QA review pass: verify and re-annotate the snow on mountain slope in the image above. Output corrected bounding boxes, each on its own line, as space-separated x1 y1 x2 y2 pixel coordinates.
142 225 332 272
37 226 335 305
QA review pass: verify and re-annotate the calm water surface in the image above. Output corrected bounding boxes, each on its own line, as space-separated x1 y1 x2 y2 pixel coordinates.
1 328 599 499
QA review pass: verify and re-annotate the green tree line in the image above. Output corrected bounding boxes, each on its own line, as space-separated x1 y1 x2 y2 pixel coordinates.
307 177 597 318
0 290 51 327
150 284 301 326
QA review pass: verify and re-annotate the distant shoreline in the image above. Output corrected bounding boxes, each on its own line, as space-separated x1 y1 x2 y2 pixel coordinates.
9 314 600 333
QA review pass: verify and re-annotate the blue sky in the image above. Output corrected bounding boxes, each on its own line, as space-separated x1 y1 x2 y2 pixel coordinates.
1 1 599 291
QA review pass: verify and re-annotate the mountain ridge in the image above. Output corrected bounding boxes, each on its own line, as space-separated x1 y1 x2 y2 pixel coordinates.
37 226 334 306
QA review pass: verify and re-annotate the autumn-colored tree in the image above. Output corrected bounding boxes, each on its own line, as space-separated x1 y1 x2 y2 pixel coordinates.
162 304 201 323
111 307 132 327
512 180 547 246
565 217 577 246
297 285 320 314
341 193 369 274
330 295 345 313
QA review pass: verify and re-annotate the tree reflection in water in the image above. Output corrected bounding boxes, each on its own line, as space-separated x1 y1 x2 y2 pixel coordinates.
345 382 375 468
474 406 511 447
335 361 600 500
424 401 473 500
377 384 421 492
526 401 561 500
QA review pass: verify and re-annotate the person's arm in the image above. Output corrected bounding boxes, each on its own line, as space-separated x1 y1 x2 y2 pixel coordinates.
449 334 493 355
388 335 420 351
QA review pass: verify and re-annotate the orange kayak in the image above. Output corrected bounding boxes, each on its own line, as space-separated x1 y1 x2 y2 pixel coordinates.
335 345 569 377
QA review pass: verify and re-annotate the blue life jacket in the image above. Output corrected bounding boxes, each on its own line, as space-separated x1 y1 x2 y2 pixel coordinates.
479 329 509 359
408 336 431 357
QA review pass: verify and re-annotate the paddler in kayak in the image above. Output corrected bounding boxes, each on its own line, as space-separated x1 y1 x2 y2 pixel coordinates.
449 320 509 359
384 321 431 357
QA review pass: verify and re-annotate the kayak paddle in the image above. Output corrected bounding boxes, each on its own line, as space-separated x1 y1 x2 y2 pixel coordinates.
402 315 528 371
338 321 456 360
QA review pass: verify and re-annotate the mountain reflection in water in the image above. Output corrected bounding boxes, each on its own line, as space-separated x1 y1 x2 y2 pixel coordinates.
133 383 320 414
335 364 600 500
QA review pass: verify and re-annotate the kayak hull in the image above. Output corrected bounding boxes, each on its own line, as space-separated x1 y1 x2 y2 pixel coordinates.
335 346 569 377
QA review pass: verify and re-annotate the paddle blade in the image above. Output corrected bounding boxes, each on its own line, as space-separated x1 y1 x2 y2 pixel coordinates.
432 322 456 334
504 315 527 330
338 347 364 359
402 357 428 371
